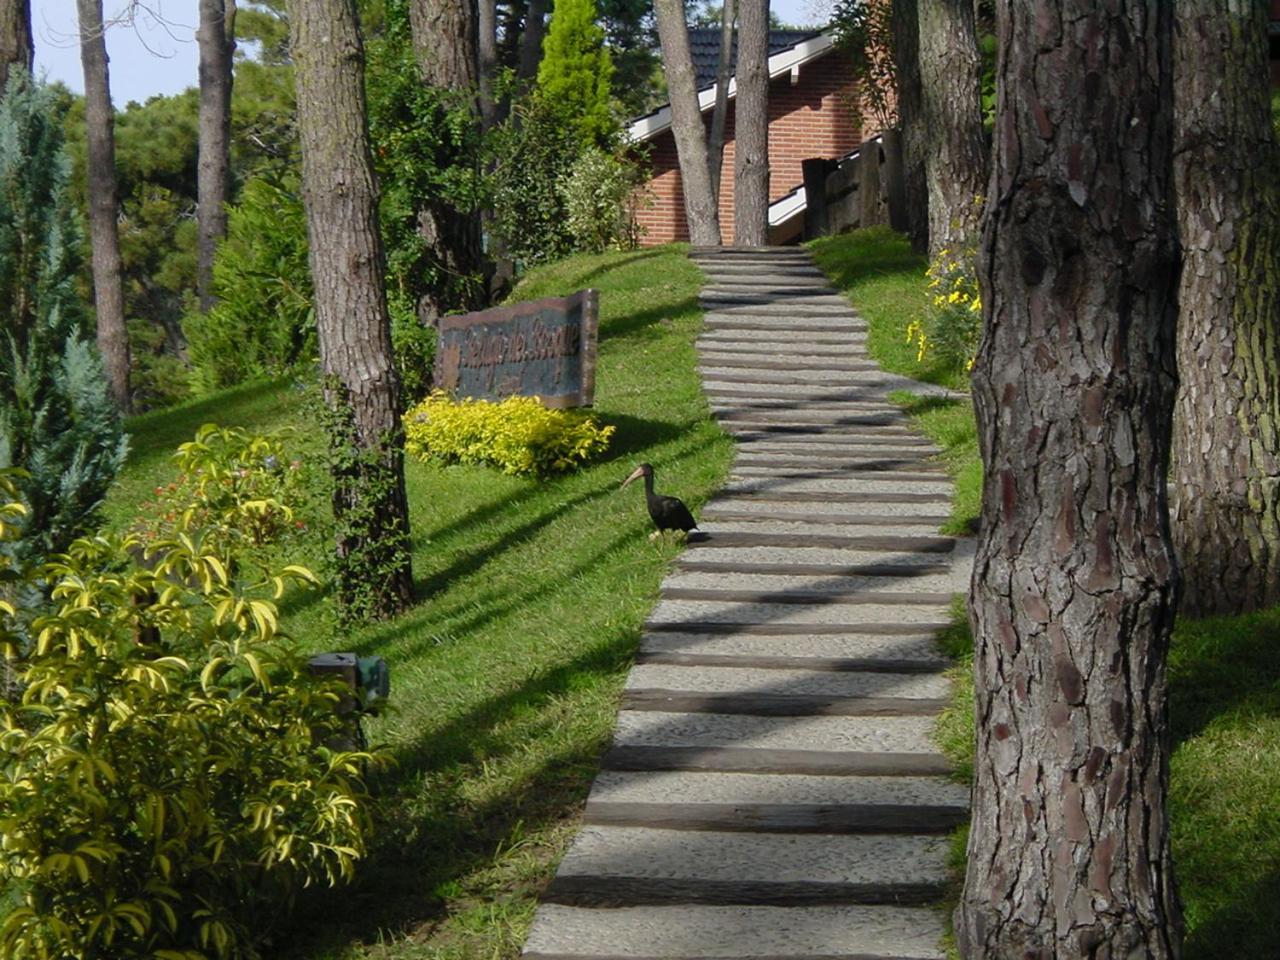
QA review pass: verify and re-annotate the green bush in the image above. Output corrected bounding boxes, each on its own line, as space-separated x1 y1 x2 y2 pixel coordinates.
535 0 616 145
389 293 438 406
489 97 580 265
907 245 983 374
403 390 615 476
184 177 315 394
0 459 380 960
558 146 648 253
131 423 316 551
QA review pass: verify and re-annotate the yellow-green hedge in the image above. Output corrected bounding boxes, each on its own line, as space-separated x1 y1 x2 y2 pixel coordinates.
403 391 615 476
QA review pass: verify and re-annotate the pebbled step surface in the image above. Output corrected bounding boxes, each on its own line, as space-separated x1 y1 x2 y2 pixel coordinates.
522 248 968 959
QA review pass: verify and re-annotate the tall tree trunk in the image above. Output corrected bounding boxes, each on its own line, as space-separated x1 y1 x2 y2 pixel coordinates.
196 0 236 313
0 0 31 93
889 0 926 251
957 2 1183 958
733 0 768 246
288 0 414 621
408 0 487 324
478 0 497 129
1171 3 1280 617
708 0 735 206
76 0 131 413
516 0 548 84
653 0 721 245
918 0 985 257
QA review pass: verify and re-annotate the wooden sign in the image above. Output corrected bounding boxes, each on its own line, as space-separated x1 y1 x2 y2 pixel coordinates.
432 290 599 408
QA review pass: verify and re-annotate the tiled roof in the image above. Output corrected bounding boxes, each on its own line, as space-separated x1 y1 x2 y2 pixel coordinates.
688 27 824 91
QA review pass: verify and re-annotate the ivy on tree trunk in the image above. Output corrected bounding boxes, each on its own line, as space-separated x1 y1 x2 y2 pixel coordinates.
1171 1 1280 617
957 3 1183 957
288 0 414 621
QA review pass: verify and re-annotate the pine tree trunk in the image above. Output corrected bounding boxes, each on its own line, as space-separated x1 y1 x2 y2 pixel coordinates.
918 0 985 257
1171 2 1280 617
288 0 414 621
0 0 32 93
196 0 236 313
516 0 547 84
478 0 497 129
76 0 131 413
707 0 735 206
408 0 487 324
653 0 721 245
957 3 1183 957
733 0 768 246
890 0 926 252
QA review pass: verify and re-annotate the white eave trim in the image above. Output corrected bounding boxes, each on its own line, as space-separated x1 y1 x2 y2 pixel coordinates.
627 32 836 143
768 186 807 227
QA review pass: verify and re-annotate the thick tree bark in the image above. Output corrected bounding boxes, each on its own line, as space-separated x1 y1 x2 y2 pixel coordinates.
653 0 721 245
0 0 31 93
918 0 986 257
76 0 131 413
707 0 735 206
957 3 1183 958
196 0 236 313
733 0 768 246
288 0 414 620
889 0 926 251
1171 3 1280 617
407 0 487 324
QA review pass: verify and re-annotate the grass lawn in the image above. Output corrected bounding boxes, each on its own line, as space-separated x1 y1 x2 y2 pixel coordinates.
810 227 1280 959
101 244 734 958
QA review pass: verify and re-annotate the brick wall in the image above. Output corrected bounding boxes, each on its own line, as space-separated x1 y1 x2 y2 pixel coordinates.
633 52 862 245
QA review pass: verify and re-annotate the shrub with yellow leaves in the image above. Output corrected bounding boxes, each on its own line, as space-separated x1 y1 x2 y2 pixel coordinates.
403 390 616 476
0 460 382 959
907 245 984 374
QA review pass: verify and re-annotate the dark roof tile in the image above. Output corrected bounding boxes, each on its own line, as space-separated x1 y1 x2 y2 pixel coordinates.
688 27 823 90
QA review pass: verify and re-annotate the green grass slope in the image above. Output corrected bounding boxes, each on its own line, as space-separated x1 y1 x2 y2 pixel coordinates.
103 245 734 959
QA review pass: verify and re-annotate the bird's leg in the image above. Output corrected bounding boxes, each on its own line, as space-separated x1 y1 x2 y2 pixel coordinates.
648 530 662 542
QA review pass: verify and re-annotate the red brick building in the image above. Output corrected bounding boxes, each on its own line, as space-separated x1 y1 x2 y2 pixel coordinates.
629 31 864 245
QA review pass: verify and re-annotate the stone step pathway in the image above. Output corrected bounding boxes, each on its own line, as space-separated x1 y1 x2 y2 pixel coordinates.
522 247 966 960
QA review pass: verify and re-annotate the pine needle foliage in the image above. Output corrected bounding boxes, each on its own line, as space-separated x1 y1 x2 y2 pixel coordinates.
536 0 617 146
0 71 127 565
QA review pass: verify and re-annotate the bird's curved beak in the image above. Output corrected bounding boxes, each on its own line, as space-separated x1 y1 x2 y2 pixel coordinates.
621 466 645 490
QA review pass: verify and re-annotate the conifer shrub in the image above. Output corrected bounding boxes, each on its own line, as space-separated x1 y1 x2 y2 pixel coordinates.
403 390 615 476
0 71 128 566
184 177 315 394
535 0 616 145
0 456 381 959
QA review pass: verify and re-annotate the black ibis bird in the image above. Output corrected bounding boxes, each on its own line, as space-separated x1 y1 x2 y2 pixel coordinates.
622 463 698 541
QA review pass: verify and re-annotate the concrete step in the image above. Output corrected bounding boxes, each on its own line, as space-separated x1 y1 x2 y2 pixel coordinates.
625 664 951 701
588 769 968 809
716 477 957 497
523 903 947 959
683 546 956 570
646 599 950 629
699 327 866 344
545 826 949 905
637 631 950 669
612 710 942 755
664 568 956 596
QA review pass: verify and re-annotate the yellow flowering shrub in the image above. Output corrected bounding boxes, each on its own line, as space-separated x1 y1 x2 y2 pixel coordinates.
908 246 983 373
403 391 616 476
